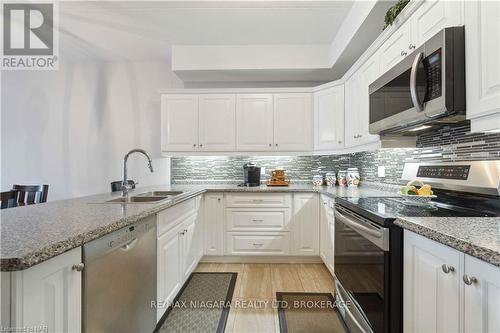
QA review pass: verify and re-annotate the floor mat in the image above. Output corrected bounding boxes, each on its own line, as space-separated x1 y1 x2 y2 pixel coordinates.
155 272 237 333
276 292 348 333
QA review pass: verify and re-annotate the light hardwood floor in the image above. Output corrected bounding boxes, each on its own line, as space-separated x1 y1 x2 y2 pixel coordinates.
194 263 335 333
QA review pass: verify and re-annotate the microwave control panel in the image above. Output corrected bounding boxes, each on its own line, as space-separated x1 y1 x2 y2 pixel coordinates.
424 49 442 100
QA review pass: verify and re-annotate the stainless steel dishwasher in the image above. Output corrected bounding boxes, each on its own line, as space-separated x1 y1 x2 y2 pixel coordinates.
83 215 156 333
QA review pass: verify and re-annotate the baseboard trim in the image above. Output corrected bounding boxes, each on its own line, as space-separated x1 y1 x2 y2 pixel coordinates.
200 255 323 264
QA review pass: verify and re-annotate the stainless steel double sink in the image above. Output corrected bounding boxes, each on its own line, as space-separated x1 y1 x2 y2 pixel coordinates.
105 191 184 203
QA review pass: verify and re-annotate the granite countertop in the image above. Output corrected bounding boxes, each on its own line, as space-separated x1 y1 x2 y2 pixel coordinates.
2 183 499 271
395 217 500 267
1 183 394 271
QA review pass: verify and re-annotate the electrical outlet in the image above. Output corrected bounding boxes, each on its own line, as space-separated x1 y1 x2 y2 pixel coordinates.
378 166 386 178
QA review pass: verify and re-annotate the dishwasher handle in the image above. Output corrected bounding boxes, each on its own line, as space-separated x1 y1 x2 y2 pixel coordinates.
120 238 138 251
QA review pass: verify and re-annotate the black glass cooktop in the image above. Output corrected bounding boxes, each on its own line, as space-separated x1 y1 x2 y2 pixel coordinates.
336 196 498 226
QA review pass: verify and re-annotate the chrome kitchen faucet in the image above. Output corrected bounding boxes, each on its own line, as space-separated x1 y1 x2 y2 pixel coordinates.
122 148 154 197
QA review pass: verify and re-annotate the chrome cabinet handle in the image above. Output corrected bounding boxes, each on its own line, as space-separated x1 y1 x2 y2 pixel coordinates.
72 263 85 272
409 43 416 50
252 219 264 223
184 229 188 233
275 143 278 147
338 140 342 144
269 143 272 147
193 144 196 147
442 264 455 274
253 243 264 247
199 144 203 147
358 134 363 138
401 50 408 56
252 199 263 203
463 275 478 285
217 198 221 202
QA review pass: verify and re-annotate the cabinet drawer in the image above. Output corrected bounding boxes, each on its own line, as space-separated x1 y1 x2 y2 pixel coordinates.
226 209 291 231
226 232 290 255
225 193 291 208
157 198 197 236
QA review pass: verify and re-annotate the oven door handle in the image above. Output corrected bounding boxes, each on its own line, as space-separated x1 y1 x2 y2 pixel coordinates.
334 209 382 239
410 52 424 112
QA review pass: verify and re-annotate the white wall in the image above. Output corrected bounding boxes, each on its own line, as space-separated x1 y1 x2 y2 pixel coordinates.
1 60 184 200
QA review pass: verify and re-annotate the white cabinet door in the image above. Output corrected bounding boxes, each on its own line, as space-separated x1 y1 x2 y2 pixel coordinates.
326 207 335 275
314 85 345 151
463 254 500 333
357 56 381 146
411 0 463 48
161 94 198 151
380 20 412 73
403 230 462 333
198 94 236 151
12 247 82 333
157 223 183 321
203 193 224 256
344 73 361 148
319 196 329 262
182 214 200 280
273 93 313 151
291 193 319 255
236 94 274 151
465 0 500 132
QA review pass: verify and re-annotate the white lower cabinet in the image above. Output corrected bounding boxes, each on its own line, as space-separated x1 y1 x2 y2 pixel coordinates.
291 193 319 255
203 193 224 255
156 195 203 321
182 214 203 280
157 223 183 321
319 196 334 274
226 232 290 255
464 255 500 333
9 247 82 333
404 230 500 333
404 230 461 333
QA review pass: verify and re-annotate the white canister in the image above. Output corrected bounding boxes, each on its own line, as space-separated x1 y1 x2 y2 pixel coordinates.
337 170 347 187
312 175 323 186
325 172 336 186
346 167 360 187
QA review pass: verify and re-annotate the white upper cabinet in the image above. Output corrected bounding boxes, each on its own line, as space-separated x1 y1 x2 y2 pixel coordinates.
465 0 500 132
198 94 236 151
357 55 381 146
411 0 463 47
344 72 361 148
236 94 274 151
314 85 345 151
273 93 313 151
161 94 199 151
380 21 412 73
463 254 500 333
344 54 380 149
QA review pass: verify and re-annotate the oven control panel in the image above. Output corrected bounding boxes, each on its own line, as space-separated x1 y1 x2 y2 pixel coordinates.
417 165 471 180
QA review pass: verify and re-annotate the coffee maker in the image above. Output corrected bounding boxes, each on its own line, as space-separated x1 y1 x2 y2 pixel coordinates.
241 162 261 187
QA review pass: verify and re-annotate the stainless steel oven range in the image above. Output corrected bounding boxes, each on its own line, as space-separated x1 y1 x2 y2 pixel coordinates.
333 161 500 333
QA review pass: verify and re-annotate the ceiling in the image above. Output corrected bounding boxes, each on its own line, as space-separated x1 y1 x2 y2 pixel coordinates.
59 1 354 61
56 1 392 83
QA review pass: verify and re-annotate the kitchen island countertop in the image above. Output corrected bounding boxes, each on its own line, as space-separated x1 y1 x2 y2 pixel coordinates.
0 183 394 271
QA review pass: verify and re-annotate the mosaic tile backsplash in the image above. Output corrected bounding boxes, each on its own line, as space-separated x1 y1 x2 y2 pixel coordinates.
171 122 500 185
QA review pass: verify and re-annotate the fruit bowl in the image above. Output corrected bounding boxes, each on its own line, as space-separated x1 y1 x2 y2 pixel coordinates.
399 180 436 206
398 193 437 206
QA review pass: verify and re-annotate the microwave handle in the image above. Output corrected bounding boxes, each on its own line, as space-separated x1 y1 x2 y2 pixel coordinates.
410 52 424 112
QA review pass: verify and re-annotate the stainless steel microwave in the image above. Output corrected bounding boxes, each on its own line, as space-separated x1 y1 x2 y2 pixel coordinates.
369 26 465 135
